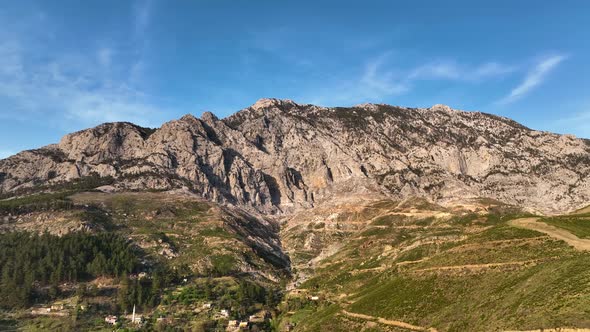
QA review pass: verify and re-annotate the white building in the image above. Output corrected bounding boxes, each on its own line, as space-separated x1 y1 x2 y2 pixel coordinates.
105 315 118 325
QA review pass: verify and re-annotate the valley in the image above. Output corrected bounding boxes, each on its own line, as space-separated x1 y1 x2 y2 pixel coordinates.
1 188 590 331
277 199 590 332
0 100 589 331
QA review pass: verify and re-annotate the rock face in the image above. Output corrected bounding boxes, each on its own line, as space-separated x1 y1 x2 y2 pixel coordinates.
1 98 589 214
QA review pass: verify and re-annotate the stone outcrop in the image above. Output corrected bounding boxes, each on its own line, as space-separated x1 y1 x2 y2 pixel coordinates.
1 98 589 214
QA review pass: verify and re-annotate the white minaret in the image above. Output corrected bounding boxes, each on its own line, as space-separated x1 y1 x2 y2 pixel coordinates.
132 304 136 323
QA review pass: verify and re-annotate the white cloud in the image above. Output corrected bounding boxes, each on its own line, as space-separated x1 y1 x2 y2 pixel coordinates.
360 55 409 97
498 55 567 105
304 54 409 106
473 62 515 79
0 2 169 134
305 54 515 106
62 87 163 127
409 61 515 81
307 53 568 107
409 62 461 80
0 38 165 129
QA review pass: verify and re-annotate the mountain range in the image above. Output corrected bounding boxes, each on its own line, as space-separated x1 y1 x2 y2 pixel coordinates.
2 98 589 215
2 99 590 331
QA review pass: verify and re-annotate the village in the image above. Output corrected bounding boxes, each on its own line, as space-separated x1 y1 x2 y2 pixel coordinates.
25 282 325 331
29 300 266 330
100 303 275 331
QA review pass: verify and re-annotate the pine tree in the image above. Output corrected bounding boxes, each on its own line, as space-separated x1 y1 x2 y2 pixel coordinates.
118 273 130 313
136 280 144 306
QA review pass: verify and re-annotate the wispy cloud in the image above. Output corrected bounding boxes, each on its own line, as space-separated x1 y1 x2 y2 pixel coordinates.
409 61 515 81
0 5 168 130
360 54 409 97
243 26 315 68
473 62 516 79
306 54 515 106
497 55 567 105
303 54 408 106
0 40 165 129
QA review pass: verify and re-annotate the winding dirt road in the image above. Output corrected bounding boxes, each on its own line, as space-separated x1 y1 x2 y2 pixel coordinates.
411 259 539 273
505 329 590 332
509 218 590 251
341 310 438 331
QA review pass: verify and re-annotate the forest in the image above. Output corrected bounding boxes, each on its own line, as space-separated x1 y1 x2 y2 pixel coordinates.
0 231 138 309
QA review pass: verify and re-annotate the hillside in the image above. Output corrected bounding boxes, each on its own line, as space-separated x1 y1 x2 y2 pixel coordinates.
277 199 590 331
1 99 590 331
0 190 287 331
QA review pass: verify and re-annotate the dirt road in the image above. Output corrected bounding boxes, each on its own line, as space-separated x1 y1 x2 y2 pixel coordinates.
509 218 590 251
505 329 590 332
412 259 538 273
341 310 438 331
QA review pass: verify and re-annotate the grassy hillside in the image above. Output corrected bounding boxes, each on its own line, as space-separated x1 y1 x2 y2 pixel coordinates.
278 199 590 332
0 190 285 331
543 214 590 239
2 189 590 331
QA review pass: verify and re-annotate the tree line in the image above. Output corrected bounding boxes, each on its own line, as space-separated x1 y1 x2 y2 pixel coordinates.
0 231 138 309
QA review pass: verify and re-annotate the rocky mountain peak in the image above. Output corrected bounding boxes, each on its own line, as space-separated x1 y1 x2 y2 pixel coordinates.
250 98 298 110
353 103 384 111
429 103 455 112
201 111 219 123
179 113 199 122
1 100 589 215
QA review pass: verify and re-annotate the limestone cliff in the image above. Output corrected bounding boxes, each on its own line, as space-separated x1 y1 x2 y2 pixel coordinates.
1 99 589 214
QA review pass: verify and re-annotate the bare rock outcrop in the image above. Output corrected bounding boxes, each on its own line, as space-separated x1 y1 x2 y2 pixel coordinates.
1 98 589 215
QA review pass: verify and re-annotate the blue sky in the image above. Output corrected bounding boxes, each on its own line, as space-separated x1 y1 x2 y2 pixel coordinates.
1 1 589 158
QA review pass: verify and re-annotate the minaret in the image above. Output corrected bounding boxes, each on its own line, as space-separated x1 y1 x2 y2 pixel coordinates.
132 304 136 323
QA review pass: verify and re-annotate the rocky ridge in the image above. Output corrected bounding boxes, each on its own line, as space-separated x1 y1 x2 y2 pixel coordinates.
1 98 589 215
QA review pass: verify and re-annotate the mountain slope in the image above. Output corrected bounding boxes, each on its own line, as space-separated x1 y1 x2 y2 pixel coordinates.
278 200 590 332
2 99 590 331
1 99 589 215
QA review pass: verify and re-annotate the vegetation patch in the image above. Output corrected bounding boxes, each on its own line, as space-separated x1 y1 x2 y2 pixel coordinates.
543 216 590 238
371 214 407 226
0 231 139 309
0 191 74 215
210 254 237 276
